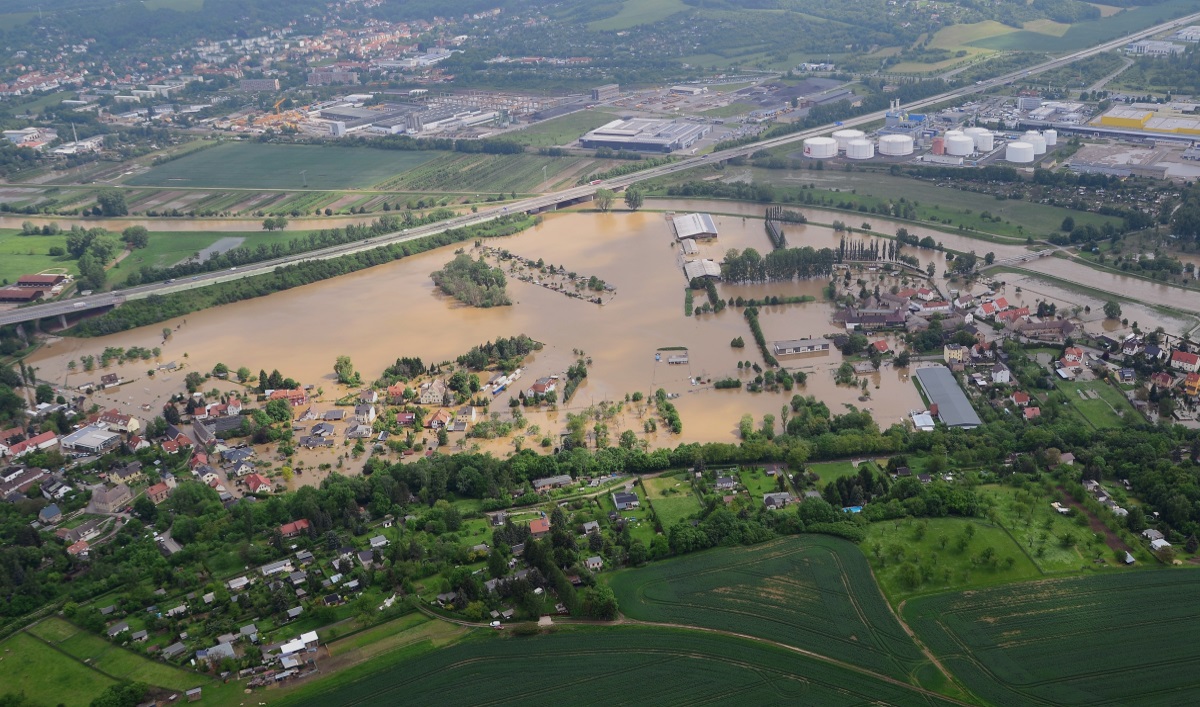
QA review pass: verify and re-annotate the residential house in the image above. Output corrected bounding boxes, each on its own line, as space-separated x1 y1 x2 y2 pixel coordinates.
125 435 149 452
996 307 1030 325
353 404 377 424
916 287 935 301
529 517 551 539
1063 346 1084 363
99 409 140 434
1171 349 1200 373
67 539 90 556
990 364 1011 385
147 482 172 504
455 406 476 426
1186 373 1200 398
1150 372 1175 389
245 473 272 493
1143 528 1165 541
426 409 453 429
1024 407 1041 420
108 462 142 483
763 492 794 509
613 491 640 511
585 556 603 571
871 340 889 355
1013 319 1075 343
921 300 951 315
38 503 61 524
526 377 556 397
227 576 251 592
281 519 311 538
8 430 58 458
1012 391 1031 407
396 412 416 426
582 521 600 535
92 483 131 513
359 390 379 404
419 379 448 406
99 373 122 388
943 343 967 364
386 383 407 404
345 424 373 439
268 388 308 407
107 621 130 638
369 535 389 549
714 476 736 491
1121 335 1144 356
260 560 292 577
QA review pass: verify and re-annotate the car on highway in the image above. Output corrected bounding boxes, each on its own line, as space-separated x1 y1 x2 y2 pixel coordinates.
229 267 237 271
165 279 175 283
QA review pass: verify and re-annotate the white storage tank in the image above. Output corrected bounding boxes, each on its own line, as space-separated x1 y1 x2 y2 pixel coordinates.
945 129 964 139
832 129 865 152
1023 130 1046 155
846 139 875 160
1043 129 1057 147
945 135 975 156
964 127 993 152
1006 141 1035 163
878 134 915 156
803 136 838 159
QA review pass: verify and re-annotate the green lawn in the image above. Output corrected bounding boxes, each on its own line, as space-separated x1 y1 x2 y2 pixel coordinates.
505 111 615 147
0 632 116 707
0 229 76 284
642 474 702 528
808 460 863 484
1055 378 1138 429
863 517 1043 604
33 617 205 692
113 230 321 284
736 466 781 500
127 143 440 190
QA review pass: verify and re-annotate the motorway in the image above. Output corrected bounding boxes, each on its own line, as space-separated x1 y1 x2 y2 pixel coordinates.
4 8 1200 329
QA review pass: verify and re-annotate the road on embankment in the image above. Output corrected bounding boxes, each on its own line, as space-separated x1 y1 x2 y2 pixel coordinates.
4 8 1199 330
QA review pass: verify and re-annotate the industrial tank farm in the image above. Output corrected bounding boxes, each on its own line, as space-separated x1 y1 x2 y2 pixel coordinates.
878 134 914 156
803 136 838 159
1006 141 1035 163
846 139 874 160
945 135 975 156
832 129 866 152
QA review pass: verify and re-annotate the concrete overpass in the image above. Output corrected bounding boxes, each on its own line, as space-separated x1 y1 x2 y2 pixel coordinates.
4 8 1199 330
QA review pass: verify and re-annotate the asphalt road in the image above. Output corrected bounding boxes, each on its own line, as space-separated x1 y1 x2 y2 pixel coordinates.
4 8 1199 329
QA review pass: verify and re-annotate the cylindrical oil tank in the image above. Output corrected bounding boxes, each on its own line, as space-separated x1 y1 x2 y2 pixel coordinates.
974 130 995 152
931 137 945 155
1006 141 1035 163
832 129 865 152
1043 129 1058 147
803 136 837 159
944 130 965 142
846 139 874 160
945 135 975 156
878 134 914 156
1024 131 1046 155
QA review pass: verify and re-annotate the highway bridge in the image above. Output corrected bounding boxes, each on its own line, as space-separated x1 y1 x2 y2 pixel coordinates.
4 8 1199 331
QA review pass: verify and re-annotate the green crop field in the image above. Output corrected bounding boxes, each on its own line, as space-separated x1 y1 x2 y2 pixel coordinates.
0 631 116 707
126 143 439 190
607 536 937 685
285 626 962 707
1055 379 1138 429
907 571 1200 705
0 229 77 283
31 617 204 692
504 111 614 147
864 517 1043 603
642 474 702 527
972 0 1197 52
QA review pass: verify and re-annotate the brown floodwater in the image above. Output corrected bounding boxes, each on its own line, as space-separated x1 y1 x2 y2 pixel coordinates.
29 208 925 455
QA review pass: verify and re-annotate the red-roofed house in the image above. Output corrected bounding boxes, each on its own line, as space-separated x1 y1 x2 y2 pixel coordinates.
188 452 208 470
162 437 192 454
280 519 311 538
1171 349 1200 373
1150 372 1174 389
871 340 889 354
67 539 90 557
1024 407 1041 420
268 388 308 406
1063 347 1084 363
922 300 951 314
16 274 67 288
426 409 453 429
147 482 172 504
994 297 1009 310
529 517 550 539
387 383 407 404
1012 391 1031 407
996 307 1029 324
916 287 935 301
9 430 58 458
125 435 150 452
99 409 139 434
245 473 272 493
896 287 918 299
0 427 22 444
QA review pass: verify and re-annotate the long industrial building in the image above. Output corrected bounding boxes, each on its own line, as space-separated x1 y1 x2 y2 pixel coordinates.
914 367 982 429
579 118 710 153
672 213 718 240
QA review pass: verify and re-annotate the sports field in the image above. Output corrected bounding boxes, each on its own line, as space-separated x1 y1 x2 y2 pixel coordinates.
907 571 1200 705
285 627 963 707
126 143 439 190
607 535 936 685
642 473 702 528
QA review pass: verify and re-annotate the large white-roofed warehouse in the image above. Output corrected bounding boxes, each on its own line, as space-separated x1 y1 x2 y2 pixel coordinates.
683 259 721 281
914 366 982 429
672 213 718 240
579 118 710 153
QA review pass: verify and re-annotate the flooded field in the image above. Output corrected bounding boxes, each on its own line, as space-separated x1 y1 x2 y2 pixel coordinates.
29 206 927 461
995 271 1195 337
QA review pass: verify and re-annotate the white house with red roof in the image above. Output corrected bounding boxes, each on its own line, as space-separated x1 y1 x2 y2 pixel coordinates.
8 431 58 458
246 473 272 493
1171 349 1200 373
916 287 935 302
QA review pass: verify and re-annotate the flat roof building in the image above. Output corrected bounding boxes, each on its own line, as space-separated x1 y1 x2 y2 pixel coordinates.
772 338 831 356
579 118 710 153
673 213 718 240
62 425 121 455
914 367 981 429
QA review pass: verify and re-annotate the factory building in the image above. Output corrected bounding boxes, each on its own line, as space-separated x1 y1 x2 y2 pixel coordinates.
1125 40 1186 56
1096 105 1200 136
579 118 710 153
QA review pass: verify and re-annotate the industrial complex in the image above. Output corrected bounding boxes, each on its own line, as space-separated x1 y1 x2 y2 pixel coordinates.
579 118 711 153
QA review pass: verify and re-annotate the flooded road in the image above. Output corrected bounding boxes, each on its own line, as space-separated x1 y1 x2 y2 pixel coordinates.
29 207 924 453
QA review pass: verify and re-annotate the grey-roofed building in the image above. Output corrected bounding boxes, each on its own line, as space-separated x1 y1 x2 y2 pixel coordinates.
162 642 187 659
772 338 831 356
672 213 718 240
62 425 121 455
580 118 710 153
106 621 129 637
532 474 573 492
683 259 721 281
131 629 148 642
914 367 982 429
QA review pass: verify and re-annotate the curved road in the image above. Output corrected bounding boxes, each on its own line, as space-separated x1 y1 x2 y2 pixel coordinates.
5 8 1199 329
